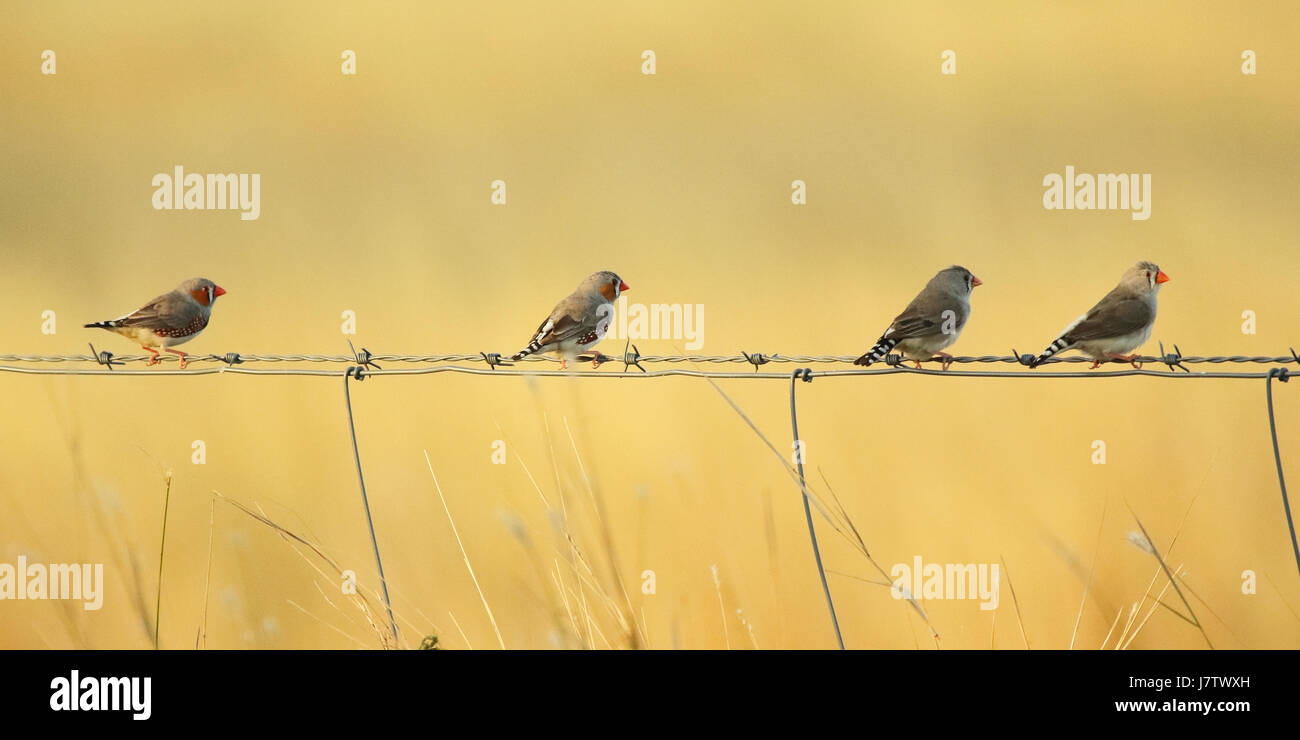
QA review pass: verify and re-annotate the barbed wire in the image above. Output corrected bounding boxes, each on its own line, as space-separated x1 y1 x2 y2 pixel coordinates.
0 343 1297 379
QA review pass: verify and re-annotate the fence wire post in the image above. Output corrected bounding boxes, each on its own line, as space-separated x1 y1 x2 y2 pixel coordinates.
343 365 400 645
789 368 845 649
1265 368 1300 578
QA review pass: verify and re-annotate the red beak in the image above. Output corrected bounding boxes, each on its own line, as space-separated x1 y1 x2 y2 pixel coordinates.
619 280 629 291
1155 271 1170 284
213 285 227 296
971 276 983 287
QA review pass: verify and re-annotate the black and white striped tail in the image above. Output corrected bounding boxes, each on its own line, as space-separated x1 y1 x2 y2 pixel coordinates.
511 340 543 362
854 337 898 366
1030 337 1071 368
84 319 123 330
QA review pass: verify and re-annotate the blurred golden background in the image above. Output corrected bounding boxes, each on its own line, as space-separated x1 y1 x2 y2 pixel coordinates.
1 1 1298 649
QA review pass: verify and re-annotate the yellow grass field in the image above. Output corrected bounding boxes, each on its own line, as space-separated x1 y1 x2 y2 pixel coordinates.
1 1 1297 649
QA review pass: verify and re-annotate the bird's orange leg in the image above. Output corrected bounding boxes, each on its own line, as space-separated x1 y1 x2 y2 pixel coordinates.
142 347 161 366
1089 358 1103 369
559 359 568 370
164 348 189 369
933 352 954 371
1114 353 1142 369
912 360 923 369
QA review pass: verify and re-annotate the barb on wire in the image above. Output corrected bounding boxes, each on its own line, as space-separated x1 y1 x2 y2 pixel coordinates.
582 340 648 373
1265 367 1300 577
479 352 510 370
741 351 770 372
1159 342 1189 373
347 340 382 372
788 367 843 649
622 339 645 373
88 343 121 370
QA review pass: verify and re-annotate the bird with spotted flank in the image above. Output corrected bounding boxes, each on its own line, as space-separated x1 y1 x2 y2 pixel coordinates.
511 271 629 370
84 277 227 369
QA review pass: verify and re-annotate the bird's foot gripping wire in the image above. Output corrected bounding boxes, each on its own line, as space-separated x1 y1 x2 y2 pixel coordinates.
1112 353 1143 370
579 351 615 369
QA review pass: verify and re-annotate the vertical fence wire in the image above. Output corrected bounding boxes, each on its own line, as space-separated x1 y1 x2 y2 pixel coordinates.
343 366 399 644
789 368 845 649
1265 369 1300 577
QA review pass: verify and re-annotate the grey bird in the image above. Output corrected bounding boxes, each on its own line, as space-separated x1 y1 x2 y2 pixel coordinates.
1029 261 1169 369
84 277 227 368
511 271 629 370
854 266 982 370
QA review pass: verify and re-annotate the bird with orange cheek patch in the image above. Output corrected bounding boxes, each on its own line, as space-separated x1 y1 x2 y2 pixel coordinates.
84 277 227 368
511 271 629 370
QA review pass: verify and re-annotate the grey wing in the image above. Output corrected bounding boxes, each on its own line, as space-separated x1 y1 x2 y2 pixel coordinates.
885 295 960 340
531 310 590 347
115 293 190 330
1063 291 1153 343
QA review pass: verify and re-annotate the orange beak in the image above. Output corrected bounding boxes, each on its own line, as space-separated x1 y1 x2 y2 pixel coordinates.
1155 271 1170 284
619 280 629 291
213 285 227 296
971 276 983 287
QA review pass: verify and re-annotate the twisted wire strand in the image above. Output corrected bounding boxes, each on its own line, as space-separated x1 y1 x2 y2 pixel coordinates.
0 349 1297 371
0 364 1295 379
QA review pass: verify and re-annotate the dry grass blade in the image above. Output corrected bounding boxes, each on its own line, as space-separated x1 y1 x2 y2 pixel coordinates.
1070 499 1108 650
424 450 506 649
1125 503 1214 649
1099 605 1127 650
820 469 939 638
198 495 216 650
562 417 642 648
701 376 941 638
1000 556 1030 649
211 490 395 649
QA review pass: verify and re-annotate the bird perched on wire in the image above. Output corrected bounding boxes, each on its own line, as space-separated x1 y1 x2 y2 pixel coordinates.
84 278 227 369
854 266 981 370
1029 261 1169 369
511 271 629 370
